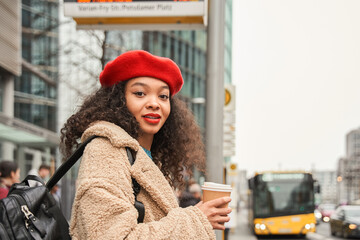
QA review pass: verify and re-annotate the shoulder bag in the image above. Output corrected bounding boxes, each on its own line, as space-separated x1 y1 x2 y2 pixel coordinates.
0 135 144 240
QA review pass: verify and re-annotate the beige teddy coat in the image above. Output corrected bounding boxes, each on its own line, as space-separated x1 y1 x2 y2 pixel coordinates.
70 121 215 240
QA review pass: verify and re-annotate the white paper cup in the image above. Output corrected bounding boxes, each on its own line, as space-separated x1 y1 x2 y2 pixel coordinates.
201 182 232 208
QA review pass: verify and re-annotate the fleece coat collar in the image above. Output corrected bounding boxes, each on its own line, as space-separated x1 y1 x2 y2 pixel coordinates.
81 121 179 213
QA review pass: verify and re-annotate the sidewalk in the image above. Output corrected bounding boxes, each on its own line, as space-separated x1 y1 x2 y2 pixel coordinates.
229 209 257 240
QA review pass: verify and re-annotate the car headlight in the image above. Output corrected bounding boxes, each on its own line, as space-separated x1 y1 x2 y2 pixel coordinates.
315 212 322 219
323 216 330 222
349 224 357 230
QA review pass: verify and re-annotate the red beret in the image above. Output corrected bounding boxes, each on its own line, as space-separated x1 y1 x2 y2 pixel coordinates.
100 50 183 96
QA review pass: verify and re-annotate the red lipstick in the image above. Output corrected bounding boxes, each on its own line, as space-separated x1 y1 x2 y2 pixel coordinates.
143 113 161 124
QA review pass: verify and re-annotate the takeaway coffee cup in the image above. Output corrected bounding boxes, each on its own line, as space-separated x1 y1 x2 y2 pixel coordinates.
201 182 232 208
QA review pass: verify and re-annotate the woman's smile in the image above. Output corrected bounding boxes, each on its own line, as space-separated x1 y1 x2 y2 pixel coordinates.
143 113 161 124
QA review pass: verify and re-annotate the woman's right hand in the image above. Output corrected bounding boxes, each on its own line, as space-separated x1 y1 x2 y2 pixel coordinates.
195 197 232 230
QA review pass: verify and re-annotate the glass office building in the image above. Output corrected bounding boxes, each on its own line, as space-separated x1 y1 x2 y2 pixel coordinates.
0 0 59 180
19 0 59 132
224 0 232 85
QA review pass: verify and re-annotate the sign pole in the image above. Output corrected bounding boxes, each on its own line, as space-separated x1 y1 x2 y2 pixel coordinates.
206 1 225 238
206 0 225 184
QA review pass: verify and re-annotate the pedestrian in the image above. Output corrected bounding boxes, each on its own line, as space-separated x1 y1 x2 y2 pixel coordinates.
60 50 231 240
179 183 202 208
28 163 51 187
0 161 20 199
189 183 202 201
50 183 61 208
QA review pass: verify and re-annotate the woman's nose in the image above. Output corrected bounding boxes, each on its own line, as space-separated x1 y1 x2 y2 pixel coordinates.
145 97 160 109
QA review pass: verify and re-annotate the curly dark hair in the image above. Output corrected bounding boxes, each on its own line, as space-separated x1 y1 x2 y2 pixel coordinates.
60 81 205 188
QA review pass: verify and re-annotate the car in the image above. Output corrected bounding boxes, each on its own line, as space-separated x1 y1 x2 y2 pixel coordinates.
318 203 336 222
329 205 360 238
314 209 322 225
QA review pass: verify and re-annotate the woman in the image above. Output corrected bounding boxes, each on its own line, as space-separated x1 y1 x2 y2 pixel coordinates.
60 50 231 240
0 161 20 199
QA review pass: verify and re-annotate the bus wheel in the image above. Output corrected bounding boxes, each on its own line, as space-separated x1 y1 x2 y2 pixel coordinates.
255 234 265 239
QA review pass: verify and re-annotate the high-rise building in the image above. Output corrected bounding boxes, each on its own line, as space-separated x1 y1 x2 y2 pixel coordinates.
346 128 360 158
19 0 59 132
337 127 360 204
0 0 59 179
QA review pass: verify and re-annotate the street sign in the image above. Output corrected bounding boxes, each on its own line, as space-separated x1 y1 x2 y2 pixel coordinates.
223 84 236 157
63 0 208 30
224 84 235 111
227 163 237 176
225 88 231 106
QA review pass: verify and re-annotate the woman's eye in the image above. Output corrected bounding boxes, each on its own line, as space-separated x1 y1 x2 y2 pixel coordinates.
134 91 145 97
160 94 169 100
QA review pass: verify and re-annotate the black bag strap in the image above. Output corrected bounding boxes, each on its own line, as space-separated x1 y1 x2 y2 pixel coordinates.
46 135 98 190
126 149 140 195
126 148 145 223
46 135 145 223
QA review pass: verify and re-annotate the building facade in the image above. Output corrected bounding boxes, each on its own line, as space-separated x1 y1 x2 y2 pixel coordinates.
337 128 360 204
346 128 360 158
0 0 59 180
312 170 337 204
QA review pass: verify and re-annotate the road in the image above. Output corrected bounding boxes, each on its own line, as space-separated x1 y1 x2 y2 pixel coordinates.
228 210 349 240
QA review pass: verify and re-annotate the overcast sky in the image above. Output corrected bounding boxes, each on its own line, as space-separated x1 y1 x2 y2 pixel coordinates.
232 0 360 176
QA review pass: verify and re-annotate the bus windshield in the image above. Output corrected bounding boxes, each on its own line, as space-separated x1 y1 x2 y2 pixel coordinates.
253 173 315 218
